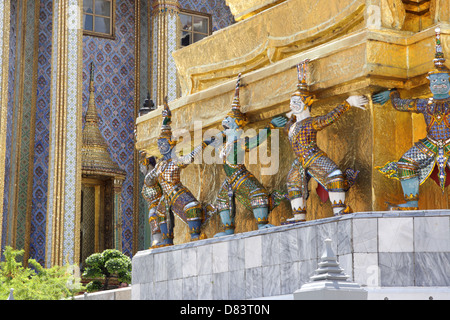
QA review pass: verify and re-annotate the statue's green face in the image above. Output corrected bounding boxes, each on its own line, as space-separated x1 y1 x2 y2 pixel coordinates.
429 73 450 98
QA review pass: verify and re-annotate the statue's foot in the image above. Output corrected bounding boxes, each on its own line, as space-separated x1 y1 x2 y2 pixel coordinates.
386 201 418 211
257 223 274 230
151 240 162 247
151 239 173 249
214 229 235 238
334 205 352 216
190 233 207 241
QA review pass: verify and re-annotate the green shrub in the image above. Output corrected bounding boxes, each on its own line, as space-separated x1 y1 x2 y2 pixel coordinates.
82 249 131 292
0 246 83 300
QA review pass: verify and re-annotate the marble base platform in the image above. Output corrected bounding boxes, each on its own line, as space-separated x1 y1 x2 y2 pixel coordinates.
131 210 450 300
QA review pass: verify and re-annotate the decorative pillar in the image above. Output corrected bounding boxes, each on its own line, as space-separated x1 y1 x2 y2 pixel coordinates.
113 178 125 251
45 0 83 267
9 0 40 261
0 0 11 249
151 0 180 105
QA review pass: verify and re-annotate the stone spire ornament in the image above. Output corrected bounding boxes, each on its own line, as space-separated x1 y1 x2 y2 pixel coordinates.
293 239 367 300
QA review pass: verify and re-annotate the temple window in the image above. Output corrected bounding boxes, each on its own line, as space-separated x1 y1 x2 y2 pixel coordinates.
179 9 211 48
83 0 115 39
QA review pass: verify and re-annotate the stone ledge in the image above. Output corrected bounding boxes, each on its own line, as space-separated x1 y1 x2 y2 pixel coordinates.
131 211 450 300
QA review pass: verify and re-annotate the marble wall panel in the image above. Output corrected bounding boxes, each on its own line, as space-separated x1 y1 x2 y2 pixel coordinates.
297 226 318 261
262 231 280 266
353 252 379 287
212 272 229 300
414 216 450 252
168 279 183 299
182 276 198 300
228 238 245 271
228 269 245 299
198 274 213 299
167 249 183 280
279 229 299 264
379 252 414 286
245 267 263 299
182 247 198 277
378 217 414 252
245 235 262 268
197 244 213 275
262 264 281 297
212 241 229 273
353 218 378 253
414 252 450 286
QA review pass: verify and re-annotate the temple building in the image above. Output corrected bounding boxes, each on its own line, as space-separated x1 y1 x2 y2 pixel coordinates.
0 1 449 300
0 0 234 267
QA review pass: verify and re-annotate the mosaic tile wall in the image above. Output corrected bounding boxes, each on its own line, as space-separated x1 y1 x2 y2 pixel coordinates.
30 0 53 265
82 0 136 257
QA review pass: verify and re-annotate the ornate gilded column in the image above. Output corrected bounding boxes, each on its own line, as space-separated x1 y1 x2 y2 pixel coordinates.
45 0 83 267
0 0 11 248
151 0 180 105
113 178 125 251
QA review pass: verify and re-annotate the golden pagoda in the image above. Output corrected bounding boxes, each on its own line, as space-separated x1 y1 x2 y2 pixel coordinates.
80 62 126 263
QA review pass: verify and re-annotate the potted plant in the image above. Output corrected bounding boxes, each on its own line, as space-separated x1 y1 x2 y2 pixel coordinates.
82 249 131 292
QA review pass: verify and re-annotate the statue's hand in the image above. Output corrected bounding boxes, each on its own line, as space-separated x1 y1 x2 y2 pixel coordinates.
372 90 392 106
346 95 368 110
270 115 288 128
203 136 215 146
204 134 223 148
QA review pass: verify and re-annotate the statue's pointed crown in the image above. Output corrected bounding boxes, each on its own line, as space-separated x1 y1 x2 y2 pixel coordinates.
227 73 248 127
429 27 450 75
159 96 175 144
292 59 316 107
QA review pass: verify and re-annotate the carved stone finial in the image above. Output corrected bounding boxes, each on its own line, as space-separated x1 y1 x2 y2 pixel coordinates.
293 239 368 300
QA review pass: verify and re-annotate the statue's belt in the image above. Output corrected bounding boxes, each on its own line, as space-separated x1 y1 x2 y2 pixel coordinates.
226 165 252 190
426 135 450 148
166 183 193 207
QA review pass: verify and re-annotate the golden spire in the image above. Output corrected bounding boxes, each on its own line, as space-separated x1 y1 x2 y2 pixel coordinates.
82 63 126 178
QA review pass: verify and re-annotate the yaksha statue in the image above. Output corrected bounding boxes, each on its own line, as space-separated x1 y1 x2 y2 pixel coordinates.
284 60 367 222
374 28 450 210
139 151 164 247
213 74 287 237
145 98 216 245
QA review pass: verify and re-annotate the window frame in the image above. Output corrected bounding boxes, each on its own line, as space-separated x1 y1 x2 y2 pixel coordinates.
179 9 212 48
83 0 116 40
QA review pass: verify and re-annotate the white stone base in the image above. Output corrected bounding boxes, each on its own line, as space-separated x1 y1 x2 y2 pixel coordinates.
132 210 450 300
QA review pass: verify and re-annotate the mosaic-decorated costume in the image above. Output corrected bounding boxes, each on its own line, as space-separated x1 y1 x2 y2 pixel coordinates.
284 60 366 222
214 74 287 237
139 152 164 247
146 98 215 245
375 28 450 210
